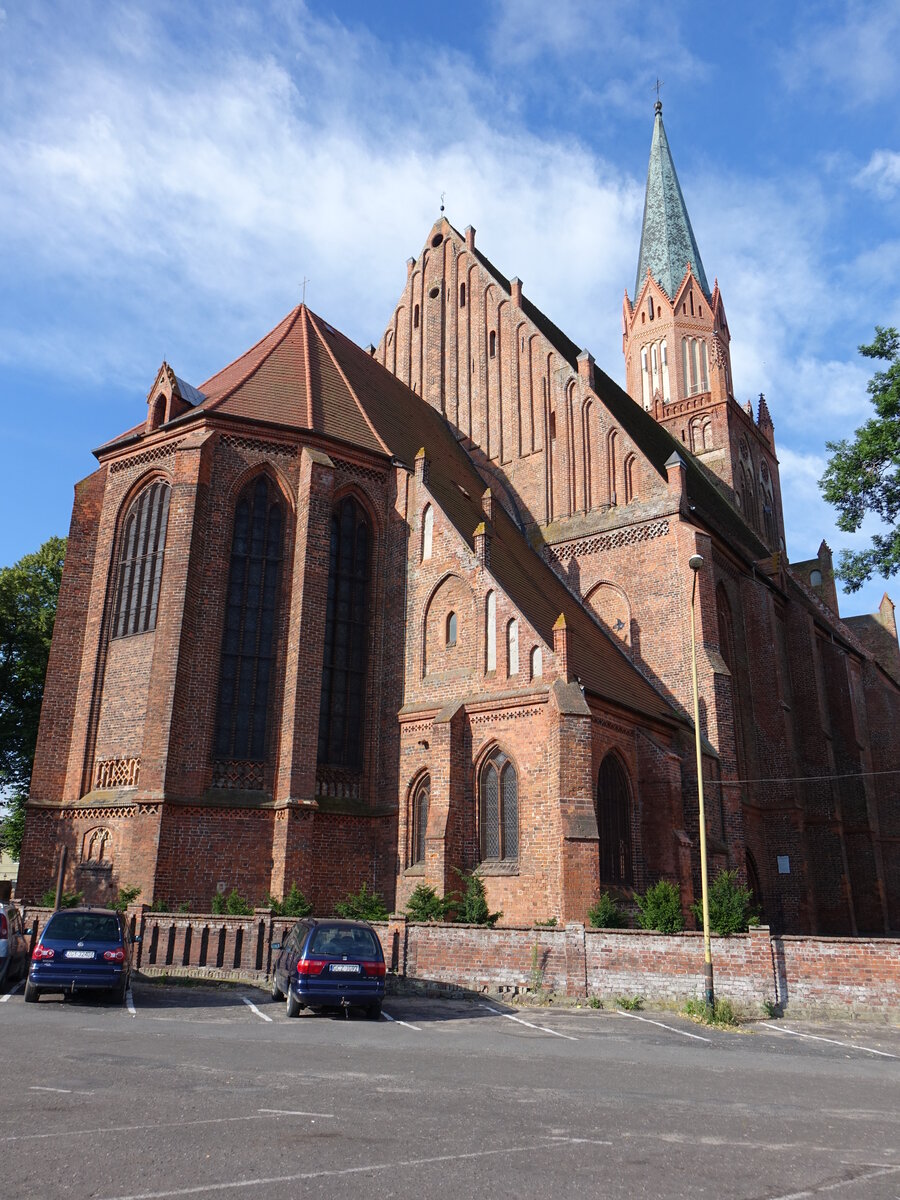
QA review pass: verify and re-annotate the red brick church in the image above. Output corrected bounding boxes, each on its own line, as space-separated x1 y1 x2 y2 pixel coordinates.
19 105 900 934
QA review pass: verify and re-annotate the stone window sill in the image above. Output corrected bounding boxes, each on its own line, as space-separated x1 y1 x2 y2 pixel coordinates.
476 860 519 877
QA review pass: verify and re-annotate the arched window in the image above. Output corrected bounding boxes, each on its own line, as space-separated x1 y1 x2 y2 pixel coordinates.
531 646 542 679
413 304 420 329
624 455 636 504
459 282 466 308
446 611 457 646
485 590 496 671
507 618 519 676
489 330 496 358
422 503 433 561
411 776 429 866
318 495 370 769
480 749 518 862
597 754 633 886
640 348 650 408
682 337 691 395
607 431 618 506
660 340 671 402
214 475 283 761
112 479 171 638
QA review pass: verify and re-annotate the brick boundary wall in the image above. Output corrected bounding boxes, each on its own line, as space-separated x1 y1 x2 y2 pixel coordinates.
21 908 899 1020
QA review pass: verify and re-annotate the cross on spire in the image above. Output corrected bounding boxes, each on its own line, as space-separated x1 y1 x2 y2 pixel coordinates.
654 76 664 113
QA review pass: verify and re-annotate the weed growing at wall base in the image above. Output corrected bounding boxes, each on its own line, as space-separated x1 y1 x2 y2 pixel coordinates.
683 997 738 1027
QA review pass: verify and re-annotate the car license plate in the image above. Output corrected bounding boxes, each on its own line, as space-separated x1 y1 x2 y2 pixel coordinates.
65 950 95 959
330 963 360 974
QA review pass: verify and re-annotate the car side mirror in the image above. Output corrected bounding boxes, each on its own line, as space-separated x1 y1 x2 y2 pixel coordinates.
130 934 142 944
271 941 282 950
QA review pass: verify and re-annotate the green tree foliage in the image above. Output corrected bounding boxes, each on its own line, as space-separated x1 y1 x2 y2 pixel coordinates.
692 870 758 936
211 888 254 916
587 892 628 929
820 327 900 590
452 869 502 926
334 881 389 921
635 880 684 933
267 883 313 918
113 885 142 913
0 536 67 859
404 883 451 922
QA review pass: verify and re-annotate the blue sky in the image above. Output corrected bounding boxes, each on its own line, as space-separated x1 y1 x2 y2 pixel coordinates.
2 0 899 619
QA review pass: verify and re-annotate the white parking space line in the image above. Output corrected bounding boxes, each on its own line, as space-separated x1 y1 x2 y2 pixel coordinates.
256 1108 334 1118
381 1009 421 1031
0 979 25 1001
30 1086 94 1096
759 1022 898 1059
100 1138 577 1200
126 987 137 1017
763 1164 900 1200
616 1009 711 1043
240 996 273 1023
479 1003 578 1041
0 1113 315 1143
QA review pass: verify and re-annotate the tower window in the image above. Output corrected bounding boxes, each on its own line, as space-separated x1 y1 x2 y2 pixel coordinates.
446 611 457 646
507 618 519 676
489 330 496 358
485 590 496 671
318 495 370 769
422 503 433 561
459 282 466 307
214 475 283 762
112 479 171 638
480 749 518 863
648 296 654 320
414 304 420 329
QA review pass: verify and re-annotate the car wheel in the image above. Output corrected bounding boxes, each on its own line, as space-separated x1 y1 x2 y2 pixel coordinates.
366 1001 382 1020
24 981 39 1004
285 989 301 1019
271 973 283 1001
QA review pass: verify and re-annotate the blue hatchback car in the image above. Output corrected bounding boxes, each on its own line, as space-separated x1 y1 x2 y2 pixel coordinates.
26 908 135 1004
271 919 385 1019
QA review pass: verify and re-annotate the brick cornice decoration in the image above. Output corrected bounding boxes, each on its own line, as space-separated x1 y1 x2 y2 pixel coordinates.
591 714 635 738
211 759 266 790
469 705 544 724
333 458 388 483
169 805 275 821
547 519 669 564
220 434 298 458
93 757 141 789
109 442 183 473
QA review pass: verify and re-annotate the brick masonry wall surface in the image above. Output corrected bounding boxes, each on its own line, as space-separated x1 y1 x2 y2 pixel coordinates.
23 906 897 1018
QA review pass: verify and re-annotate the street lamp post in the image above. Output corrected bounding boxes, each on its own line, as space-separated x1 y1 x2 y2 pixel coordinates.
688 552 715 1009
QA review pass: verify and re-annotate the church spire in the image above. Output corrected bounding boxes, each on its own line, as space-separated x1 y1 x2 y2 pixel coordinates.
635 103 710 301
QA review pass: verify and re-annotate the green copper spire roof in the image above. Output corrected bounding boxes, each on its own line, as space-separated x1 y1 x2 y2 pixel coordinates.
635 103 710 301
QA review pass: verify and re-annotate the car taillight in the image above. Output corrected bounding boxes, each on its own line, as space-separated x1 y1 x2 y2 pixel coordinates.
0 914 7 938
363 961 386 978
103 948 126 962
32 945 55 960
297 958 327 976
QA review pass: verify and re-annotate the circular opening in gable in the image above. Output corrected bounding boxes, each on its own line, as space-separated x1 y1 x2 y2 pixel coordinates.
431 233 443 248
428 285 440 299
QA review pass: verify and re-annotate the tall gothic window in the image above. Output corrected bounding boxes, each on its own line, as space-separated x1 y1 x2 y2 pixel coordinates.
480 749 518 862
318 495 370 769
597 753 633 886
112 479 171 638
411 776 429 866
214 475 283 761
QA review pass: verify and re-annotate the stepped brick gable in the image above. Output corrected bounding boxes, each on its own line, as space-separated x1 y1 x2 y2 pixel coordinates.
18 108 900 935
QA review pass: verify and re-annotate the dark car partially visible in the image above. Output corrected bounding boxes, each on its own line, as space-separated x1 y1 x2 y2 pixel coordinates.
26 908 134 1004
0 902 29 989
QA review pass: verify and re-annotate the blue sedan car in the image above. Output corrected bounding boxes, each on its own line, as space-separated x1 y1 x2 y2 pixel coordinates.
271 919 385 1019
26 908 135 1003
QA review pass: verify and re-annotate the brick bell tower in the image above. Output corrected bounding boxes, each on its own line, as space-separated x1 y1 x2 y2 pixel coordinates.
623 101 785 551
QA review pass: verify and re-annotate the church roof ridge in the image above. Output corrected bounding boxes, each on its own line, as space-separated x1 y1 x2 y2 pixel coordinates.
635 107 710 302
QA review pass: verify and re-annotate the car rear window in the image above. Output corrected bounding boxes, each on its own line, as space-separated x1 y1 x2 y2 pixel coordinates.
44 913 122 943
308 925 380 959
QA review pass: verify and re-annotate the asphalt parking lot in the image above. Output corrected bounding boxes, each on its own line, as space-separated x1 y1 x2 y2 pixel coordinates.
1 978 897 1200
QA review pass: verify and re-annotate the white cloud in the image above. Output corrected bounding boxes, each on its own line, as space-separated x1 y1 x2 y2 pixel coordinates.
779 0 900 107
854 150 900 198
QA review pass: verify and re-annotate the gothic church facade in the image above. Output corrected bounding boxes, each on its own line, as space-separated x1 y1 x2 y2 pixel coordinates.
19 107 900 934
